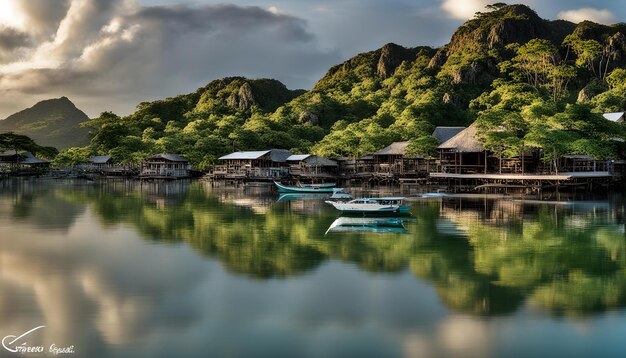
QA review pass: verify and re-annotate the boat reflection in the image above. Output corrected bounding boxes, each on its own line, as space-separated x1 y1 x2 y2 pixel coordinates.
325 216 410 235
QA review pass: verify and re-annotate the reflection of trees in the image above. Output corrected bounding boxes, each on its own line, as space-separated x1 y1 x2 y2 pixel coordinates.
442 200 626 316
4 179 626 317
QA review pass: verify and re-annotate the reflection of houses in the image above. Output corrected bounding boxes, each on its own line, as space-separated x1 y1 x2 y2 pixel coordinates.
213 149 293 180
0 151 49 175
286 155 338 180
140 153 190 179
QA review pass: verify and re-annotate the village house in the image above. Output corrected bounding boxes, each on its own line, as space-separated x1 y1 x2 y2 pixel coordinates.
0 151 49 174
351 127 466 180
86 155 114 171
286 154 338 180
214 149 293 180
140 153 190 178
603 112 626 123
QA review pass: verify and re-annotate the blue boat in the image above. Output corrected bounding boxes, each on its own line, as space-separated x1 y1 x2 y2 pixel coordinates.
274 181 341 193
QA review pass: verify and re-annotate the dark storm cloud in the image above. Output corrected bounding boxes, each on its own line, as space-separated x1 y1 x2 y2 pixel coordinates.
0 26 30 51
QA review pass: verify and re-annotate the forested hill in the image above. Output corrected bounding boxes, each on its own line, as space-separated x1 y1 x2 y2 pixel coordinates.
0 97 90 150
78 3 626 167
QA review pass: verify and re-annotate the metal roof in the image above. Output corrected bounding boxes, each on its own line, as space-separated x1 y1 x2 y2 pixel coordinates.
219 150 271 160
286 154 311 161
268 149 293 162
219 149 293 162
88 155 112 164
432 127 466 144
20 152 48 164
438 124 484 153
146 153 189 162
303 156 337 167
603 112 625 122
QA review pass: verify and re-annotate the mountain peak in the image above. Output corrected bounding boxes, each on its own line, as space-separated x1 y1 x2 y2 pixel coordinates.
0 97 89 149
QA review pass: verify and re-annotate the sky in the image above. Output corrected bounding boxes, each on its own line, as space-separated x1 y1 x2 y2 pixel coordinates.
0 0 624 118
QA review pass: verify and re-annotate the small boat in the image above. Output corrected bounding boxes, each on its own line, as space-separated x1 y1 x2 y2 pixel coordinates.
325 197 410 213
274 181 340 193
325 217 409 234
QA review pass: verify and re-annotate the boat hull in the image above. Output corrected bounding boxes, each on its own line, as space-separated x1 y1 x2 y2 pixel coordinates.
325 201 411 214
274 181 339 193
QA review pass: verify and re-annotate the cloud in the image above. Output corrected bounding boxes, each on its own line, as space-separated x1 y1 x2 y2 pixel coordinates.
440 0 492 20
557 8 617 25
0 26 30 52
0 0 340 117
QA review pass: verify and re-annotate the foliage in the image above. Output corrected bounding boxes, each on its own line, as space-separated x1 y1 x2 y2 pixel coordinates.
53 4 626 168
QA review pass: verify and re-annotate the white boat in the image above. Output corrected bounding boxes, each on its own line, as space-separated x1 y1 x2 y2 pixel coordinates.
325 197 410 213
329 188 352 200
325 217 408 234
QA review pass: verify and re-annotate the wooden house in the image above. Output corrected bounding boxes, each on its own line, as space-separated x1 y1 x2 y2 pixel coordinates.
140 153 190 178
214 149 293 180
437 124 488 174
0 151 49 174
370 141 426 178
286 155 338 179
87 155 114 170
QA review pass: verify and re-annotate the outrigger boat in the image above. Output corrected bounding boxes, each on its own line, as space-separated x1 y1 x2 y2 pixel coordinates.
325 197 410 214
274 181 341 193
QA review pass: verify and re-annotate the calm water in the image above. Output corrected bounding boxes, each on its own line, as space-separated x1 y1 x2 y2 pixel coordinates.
2 179 626 357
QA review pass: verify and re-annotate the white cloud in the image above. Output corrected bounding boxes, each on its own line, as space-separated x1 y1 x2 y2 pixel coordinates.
558 8 616 25
0 0 340 117
441 0 491 20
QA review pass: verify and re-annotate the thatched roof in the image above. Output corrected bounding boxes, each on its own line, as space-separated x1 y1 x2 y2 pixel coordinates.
89 155 112 164
372 141 409 156
438 124 484 153
146 153 189 162
219 149 293 162
432 127 465 144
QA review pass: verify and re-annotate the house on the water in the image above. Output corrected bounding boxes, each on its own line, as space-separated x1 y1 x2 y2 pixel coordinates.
353 126 466 180
86 155 114 170
286 154 338 180
213 149 293 180
0 151 49 175
140 153 190 179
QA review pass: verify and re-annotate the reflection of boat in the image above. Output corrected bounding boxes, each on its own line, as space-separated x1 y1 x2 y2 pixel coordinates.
419 193 448 198
274 181 340 193
325 197 410 213
277 193 330 202
325 217 409 234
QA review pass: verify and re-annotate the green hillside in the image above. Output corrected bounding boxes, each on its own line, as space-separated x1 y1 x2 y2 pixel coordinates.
66 4 626 167
0 97 90 150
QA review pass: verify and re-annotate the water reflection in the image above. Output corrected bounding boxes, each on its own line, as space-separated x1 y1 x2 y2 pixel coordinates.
2 179 626 356
325 217 410 234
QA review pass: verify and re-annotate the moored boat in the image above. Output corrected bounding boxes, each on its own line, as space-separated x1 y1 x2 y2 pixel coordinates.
274 181 341 193
325 197 410 213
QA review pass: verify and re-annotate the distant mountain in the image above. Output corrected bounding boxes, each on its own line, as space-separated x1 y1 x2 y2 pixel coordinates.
83 4 626 165
0 97 90 149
